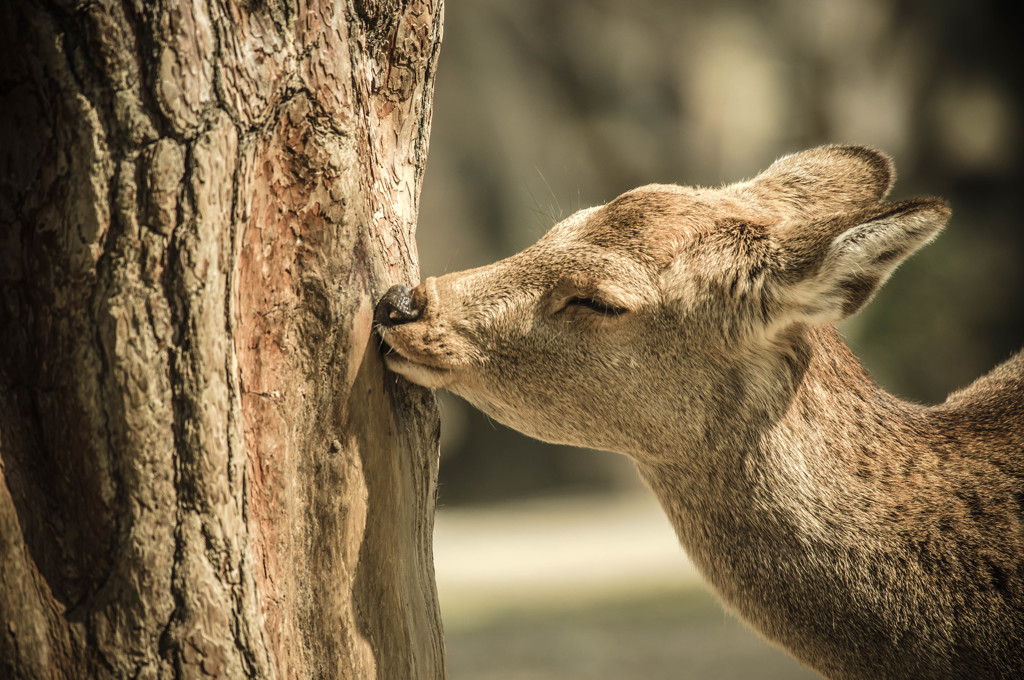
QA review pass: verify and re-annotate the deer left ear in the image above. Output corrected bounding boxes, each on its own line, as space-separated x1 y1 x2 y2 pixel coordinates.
731 145 895 219
772 198 951 324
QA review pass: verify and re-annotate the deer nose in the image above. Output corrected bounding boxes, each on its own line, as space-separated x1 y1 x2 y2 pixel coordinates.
374 284 425 327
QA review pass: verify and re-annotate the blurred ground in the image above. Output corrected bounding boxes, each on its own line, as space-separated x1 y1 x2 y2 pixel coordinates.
435 494 822 679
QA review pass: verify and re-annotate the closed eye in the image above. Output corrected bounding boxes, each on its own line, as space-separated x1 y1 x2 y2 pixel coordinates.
564 296 628 316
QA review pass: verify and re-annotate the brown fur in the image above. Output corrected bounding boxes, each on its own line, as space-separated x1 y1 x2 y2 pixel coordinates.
376 145 1024 679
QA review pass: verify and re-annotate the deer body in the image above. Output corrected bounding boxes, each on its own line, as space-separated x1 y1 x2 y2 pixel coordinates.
638 325 1024 679
375 146 1024 679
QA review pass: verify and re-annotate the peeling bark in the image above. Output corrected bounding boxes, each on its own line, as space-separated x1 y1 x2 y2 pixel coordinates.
0 1 445 678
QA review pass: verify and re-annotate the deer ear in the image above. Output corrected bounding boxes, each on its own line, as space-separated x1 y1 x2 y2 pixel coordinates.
772 198 951 324
732 145 895 218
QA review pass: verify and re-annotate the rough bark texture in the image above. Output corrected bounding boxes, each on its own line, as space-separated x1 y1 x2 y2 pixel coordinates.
0 1 445 678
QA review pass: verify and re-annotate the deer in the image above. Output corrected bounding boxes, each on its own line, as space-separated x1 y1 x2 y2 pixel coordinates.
373 145 1024 680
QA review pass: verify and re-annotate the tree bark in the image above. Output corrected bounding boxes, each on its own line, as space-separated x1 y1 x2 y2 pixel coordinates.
0 1 445 678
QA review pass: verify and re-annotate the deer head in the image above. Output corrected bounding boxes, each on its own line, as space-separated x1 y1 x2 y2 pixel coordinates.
375 145 950 458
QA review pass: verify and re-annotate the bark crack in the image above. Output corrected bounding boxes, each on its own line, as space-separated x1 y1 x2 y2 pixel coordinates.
156 128 204 676
413 4 443 196
119 0 171 142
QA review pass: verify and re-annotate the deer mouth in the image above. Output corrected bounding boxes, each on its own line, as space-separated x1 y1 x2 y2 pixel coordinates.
376 332 455 389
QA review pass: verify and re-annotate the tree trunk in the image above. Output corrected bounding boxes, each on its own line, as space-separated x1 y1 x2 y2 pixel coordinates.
0 1 445 678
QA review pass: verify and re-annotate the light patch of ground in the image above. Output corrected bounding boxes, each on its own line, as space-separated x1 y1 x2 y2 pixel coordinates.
434 494 823 679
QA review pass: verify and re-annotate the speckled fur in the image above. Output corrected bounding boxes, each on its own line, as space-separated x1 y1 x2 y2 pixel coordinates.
377 146 1024 679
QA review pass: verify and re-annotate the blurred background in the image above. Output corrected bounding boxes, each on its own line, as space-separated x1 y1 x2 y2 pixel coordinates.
417 1 1024 677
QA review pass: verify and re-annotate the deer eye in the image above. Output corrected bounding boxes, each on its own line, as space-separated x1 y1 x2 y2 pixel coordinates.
563 295 628 316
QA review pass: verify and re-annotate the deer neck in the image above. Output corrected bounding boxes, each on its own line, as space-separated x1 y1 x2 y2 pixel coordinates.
635 323 925 600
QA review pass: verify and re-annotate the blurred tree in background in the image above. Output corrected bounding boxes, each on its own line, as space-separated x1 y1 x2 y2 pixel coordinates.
419 0 1024 505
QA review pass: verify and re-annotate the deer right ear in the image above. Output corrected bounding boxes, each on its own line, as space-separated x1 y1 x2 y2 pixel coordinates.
731 145 895 219
770 198 951 325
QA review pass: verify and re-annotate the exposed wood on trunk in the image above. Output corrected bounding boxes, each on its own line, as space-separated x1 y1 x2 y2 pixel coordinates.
0 1 445 678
